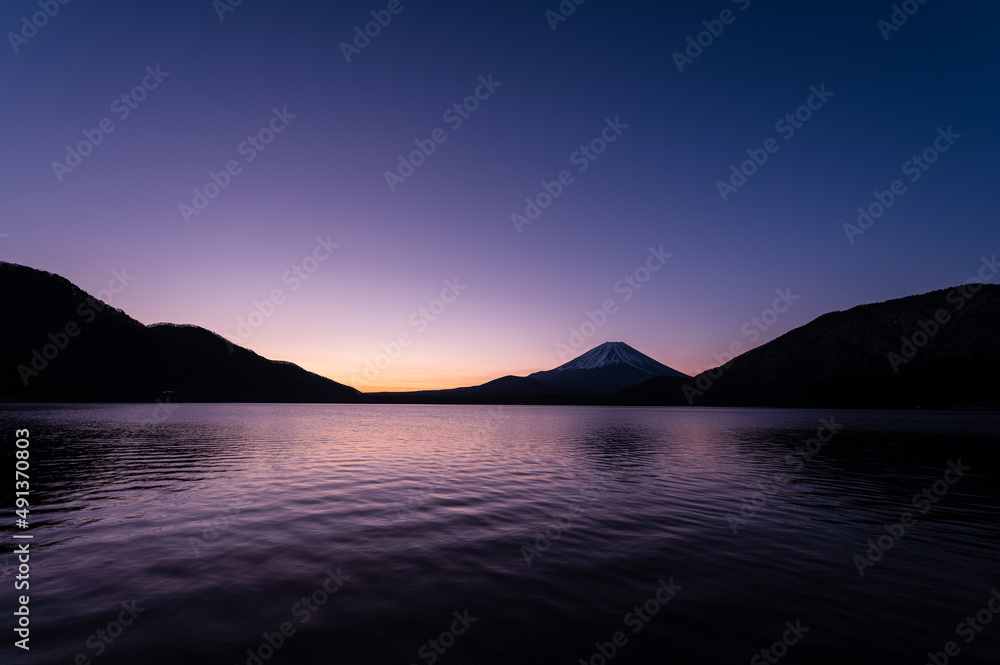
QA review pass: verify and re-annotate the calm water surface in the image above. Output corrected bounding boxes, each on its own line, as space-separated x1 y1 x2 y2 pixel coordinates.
1 404 998 665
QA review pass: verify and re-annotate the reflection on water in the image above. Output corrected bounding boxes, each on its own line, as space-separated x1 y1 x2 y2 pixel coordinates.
1 404 998 665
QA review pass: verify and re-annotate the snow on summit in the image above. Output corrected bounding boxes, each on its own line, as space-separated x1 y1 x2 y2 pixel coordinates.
527 341 687 394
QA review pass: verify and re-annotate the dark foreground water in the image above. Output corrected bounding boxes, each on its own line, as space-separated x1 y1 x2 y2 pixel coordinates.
1 404 998 665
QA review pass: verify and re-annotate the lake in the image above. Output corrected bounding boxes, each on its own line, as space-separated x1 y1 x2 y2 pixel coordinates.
2 404 999 664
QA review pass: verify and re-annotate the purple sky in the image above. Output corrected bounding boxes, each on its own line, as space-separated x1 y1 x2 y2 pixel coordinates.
2 0 998 390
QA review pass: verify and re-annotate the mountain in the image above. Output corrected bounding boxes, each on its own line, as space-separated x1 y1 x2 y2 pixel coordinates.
363 342 688 403
0 262 360 403
527 341 688 394
620 284 1000 408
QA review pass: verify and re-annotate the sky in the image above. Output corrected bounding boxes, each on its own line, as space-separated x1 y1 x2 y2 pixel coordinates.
1 0 998 391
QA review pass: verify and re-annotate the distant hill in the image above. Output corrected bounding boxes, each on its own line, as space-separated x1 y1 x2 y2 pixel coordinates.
621 284 1000 408
0 262 360 403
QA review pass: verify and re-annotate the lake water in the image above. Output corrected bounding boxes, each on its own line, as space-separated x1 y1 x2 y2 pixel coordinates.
2 404 999 665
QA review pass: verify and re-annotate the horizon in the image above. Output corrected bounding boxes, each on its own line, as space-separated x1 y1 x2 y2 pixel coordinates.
2 1 997 391
8 258 999 393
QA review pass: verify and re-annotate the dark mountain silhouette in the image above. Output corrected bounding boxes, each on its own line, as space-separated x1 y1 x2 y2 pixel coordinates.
361 376 571 405
619 284 1000 408
0 262 359 403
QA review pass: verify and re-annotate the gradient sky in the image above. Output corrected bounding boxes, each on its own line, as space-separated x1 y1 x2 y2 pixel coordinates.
2 0 998 391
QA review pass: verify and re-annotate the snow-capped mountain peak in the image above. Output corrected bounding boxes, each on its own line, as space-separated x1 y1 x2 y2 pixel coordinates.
526 341 687 394
553 342 685 376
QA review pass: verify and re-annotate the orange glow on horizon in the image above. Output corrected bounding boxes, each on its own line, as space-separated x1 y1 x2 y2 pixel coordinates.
249 338 709 393
319 360 708 393
348 375 499 393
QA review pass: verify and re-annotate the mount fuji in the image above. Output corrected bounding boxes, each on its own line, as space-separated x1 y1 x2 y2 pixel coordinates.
362 341 689 403
528 341 688 394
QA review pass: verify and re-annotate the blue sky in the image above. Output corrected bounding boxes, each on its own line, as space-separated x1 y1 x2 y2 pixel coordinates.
2 0 998 389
